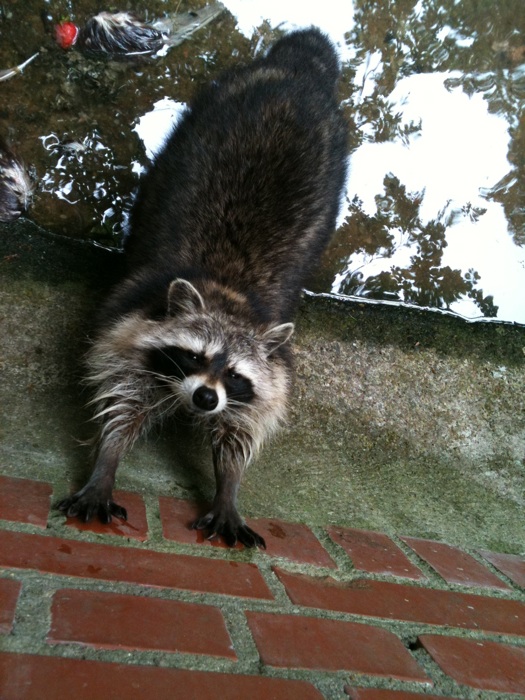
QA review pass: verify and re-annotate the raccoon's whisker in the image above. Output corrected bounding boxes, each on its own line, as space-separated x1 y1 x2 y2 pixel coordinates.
154 347 186 377
87 387 138 406
227 398 259 409
87 369 179 410
151 390 182 414
92 401 135 421
86 372 150 394
154 396 182 421
226 399 266 423
136 366 182 383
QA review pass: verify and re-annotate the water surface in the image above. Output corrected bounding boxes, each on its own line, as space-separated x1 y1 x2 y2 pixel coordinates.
1 0 524 323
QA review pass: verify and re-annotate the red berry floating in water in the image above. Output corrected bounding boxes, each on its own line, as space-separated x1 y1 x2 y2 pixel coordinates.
55 21 79 49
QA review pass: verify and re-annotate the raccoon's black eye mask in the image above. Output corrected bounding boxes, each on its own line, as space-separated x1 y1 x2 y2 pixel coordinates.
146 345 255 403
147 346 206 379
224 369 254 404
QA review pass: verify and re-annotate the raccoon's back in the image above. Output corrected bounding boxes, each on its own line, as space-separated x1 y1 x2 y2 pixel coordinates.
126 29 348 320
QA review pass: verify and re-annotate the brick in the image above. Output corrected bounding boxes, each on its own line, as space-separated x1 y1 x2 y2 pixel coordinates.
420 634 525 694
64 490 148 541
327 527 424 580
0 475 52 528
246 611 429 681
49 588 236 659
0 530 272 599
479 550 525 588
401 537 509 589
274 569 525 636
248 518 336 567
160 497 336 567
0 652 324 700
0 579 21 634
345 689 454 700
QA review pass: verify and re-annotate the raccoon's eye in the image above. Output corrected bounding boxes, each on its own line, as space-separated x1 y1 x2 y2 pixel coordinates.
227 367 239 379
147 346 206 379
180 349 206 368
185 351 201 363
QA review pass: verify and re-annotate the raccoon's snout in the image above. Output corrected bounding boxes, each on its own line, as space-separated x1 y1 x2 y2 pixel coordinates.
193 386 219 412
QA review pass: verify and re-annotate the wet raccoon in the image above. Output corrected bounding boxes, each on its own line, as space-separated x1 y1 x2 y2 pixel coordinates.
58 27 348 547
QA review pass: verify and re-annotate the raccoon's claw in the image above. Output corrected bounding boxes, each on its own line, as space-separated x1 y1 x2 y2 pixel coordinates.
235 523 266 549
57 493 127 524
102 501 128 522
192 512 266 549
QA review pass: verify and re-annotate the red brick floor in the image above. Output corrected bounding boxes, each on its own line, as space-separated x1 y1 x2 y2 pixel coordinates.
1 474 524 699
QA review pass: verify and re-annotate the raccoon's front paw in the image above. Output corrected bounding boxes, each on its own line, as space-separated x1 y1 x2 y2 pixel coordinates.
57 489 127 524
192 511 266 549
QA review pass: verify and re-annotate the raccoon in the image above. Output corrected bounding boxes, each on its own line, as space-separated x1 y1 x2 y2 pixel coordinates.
58 27 349 547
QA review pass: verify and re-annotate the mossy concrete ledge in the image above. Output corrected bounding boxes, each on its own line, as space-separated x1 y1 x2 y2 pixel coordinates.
1 220 524 553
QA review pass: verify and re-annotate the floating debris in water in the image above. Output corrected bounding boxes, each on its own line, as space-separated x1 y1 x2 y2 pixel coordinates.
492 40 525 65
0 145 33 222
55 14 162 56
53 22 79 50
54 4 225 58
0 53 39 82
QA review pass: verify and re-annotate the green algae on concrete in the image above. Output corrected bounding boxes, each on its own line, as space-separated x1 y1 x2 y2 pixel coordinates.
1 220 524 554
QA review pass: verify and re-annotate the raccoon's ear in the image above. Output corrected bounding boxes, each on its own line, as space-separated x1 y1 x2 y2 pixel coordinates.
167 279 206 316
261 322 294 356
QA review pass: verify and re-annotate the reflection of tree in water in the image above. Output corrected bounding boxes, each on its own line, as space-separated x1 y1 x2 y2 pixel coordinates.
332 0 525 315
348 0 525 245
335 175 498 317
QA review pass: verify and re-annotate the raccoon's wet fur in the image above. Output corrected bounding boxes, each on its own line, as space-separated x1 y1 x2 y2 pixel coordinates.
58 27 348 547
0 142 33 222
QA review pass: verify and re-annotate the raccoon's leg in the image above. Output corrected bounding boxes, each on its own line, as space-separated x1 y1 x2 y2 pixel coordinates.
57 440 125 523
57 409 146 523
193 429 266 548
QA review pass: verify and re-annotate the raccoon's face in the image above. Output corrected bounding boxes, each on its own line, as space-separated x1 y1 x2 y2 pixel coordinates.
140 279 294 418
146 340 257 416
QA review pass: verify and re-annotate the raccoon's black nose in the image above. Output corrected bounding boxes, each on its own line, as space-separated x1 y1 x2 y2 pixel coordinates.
192 386 219 411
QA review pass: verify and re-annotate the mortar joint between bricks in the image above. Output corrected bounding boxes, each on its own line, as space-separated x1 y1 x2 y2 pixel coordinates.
313 676 356 700
298 559 524 597
392 534 524 597
8 571 260 611
262 559 343 582
219 604 263 670
44 645 242 674
430 582 525 600
470 549 525 593
407 627 525 648
392 548 525 599
0 518 58 538
268 559 429 589
404 644 473 698
390 533 449 583
141 493 165 542
0 579 54 650
253 559 305 605
310 524 357 574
